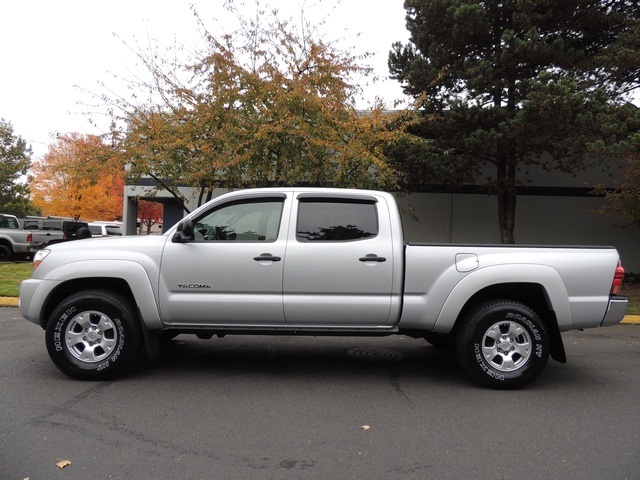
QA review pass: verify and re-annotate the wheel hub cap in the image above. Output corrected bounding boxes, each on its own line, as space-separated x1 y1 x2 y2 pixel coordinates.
482 321 532 372
64 311 118 363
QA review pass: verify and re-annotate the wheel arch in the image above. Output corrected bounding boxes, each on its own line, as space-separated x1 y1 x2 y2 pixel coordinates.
40 277 134 328
39 277 162 362
433 264 571 363
34 260 164 331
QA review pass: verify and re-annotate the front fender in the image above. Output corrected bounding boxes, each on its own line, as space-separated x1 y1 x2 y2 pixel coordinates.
23 259 163 330
432 264 572 333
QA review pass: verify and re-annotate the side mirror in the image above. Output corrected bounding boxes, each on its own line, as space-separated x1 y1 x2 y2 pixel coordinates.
172 218 194 243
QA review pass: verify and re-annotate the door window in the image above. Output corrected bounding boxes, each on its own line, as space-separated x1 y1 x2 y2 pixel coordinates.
296 199 378 242
193 198 284 242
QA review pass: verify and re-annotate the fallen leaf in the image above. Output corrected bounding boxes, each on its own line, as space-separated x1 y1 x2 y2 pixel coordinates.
56 460 71 469
361 425 371 430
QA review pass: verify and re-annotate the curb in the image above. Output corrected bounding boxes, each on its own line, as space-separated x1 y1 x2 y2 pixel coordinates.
622 315 640 325
0 297 19 307
1 296 638 324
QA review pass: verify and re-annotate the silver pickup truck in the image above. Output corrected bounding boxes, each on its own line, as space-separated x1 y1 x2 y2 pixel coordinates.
0 214 38 261
19 188 628 388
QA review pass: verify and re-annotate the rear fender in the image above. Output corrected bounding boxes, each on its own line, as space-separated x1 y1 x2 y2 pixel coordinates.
433 264 572 334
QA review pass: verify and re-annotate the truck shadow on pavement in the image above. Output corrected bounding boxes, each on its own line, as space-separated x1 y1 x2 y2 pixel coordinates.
135 335 470 386
17 332 602 391
129 334 593 390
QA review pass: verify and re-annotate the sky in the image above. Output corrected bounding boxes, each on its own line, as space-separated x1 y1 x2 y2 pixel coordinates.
0 0 411 159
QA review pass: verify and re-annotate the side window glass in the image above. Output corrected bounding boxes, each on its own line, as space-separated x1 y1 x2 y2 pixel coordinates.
43 221 61 231
24 220 40 230
194 199 284 242
297 200 378 242
2 217 19 229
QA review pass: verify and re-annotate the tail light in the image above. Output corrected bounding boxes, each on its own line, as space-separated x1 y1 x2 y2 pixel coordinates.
610 261 624 295
27 233 32 242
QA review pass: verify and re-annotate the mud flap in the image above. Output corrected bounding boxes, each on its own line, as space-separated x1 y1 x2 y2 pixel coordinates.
139 317 159 360
546 313 566 364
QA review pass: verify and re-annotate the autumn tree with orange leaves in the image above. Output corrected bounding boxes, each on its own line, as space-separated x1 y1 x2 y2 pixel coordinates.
30 134 124 220
105 2 421 213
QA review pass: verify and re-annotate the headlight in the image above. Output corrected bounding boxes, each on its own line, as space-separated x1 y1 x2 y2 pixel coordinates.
33 249 51 270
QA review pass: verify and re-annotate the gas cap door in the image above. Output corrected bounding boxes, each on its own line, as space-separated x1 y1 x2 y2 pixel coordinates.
456 253 479 272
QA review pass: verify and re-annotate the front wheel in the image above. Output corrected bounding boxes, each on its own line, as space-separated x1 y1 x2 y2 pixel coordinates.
455 300 549 389
45 290 143 380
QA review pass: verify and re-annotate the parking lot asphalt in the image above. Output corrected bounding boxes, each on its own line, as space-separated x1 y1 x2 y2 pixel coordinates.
2 306 640 480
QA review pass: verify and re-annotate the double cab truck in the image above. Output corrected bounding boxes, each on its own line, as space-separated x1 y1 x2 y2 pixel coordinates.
19 188 628 388
0 213 38 261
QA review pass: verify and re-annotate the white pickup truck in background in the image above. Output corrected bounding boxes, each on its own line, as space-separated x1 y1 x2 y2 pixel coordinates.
19 188 628 388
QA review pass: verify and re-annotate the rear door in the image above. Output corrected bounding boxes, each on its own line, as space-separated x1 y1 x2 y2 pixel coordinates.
282 193 395 326
159 194 289 325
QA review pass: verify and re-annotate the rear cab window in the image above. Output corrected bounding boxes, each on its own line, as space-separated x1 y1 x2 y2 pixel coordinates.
296 197 378 242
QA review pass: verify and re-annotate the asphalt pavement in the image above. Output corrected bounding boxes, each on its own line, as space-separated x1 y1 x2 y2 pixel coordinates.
1 306 639 480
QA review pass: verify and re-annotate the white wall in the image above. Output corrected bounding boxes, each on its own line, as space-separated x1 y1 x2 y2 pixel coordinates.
123 167 640 271
399 193 640 271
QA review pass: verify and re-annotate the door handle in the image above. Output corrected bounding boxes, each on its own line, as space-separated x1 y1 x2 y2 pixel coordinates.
359 254 386 263
253 253 281 262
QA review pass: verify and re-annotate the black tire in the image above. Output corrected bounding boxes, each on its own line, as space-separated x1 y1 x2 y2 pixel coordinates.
455 300 550 389
76 227 92 239
0 243 14 262
45 290 143 380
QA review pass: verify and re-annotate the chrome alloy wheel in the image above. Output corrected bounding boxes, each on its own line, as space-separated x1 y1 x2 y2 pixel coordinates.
64 310 118 363
481 321 532 372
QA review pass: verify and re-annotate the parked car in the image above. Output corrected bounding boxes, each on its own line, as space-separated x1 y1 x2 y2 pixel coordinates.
88 222 123 237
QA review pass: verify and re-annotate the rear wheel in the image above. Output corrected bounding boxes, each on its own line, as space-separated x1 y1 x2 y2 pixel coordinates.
45 290 143 380
0 243 13 262
455 300 549 389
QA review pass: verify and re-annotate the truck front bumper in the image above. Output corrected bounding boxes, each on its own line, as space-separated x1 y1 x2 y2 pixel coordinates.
600 297 629 327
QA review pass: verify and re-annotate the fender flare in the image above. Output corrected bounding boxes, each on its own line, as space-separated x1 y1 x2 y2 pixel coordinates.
433 264 572 333
38 259 163 330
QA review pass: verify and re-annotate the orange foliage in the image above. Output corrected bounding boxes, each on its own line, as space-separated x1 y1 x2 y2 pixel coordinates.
30 133 124 220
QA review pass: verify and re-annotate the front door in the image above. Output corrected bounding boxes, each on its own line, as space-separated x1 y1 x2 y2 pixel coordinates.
159 196 287 326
